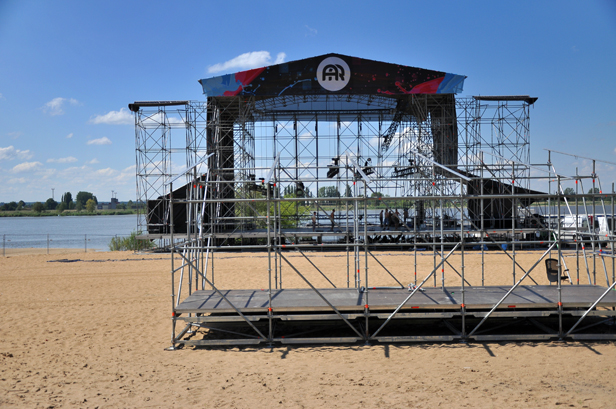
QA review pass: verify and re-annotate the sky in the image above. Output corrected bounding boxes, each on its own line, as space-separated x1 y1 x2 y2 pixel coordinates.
1 0 615 203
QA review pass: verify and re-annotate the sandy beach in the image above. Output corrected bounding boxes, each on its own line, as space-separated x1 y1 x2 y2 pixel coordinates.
1 248 615 408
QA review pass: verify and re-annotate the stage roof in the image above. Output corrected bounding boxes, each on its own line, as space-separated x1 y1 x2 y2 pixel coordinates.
199 53 466 98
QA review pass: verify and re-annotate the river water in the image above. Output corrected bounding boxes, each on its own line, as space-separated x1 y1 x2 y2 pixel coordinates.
4 204 609 252
0 214 139 251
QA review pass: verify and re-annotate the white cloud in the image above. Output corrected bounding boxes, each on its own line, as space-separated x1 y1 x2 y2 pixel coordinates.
89 108 133 125
60 165 88 175
42 97 79 116
95 168 117 177
87 137 112 145
207 51 287 74
86 158 100 164
11 161 42 173
0 146 33 161
66 133 73 139
7 177 27 184
47 156 78 164
274 53 286 64
305 25 317 37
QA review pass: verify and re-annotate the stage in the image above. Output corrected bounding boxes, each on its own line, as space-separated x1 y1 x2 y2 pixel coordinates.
173 285 616 346
129 56 616 349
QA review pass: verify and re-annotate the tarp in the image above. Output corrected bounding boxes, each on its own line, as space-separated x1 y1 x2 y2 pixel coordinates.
199 53 465 97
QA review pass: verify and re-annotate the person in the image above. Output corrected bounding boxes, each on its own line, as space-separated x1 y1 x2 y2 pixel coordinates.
384 208 390 230
392 210 400 229
379 210 384 228
330 209 335 231
312 211 317 231
403 208 409 225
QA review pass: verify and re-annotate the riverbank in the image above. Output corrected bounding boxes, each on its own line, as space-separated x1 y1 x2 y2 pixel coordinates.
1 250 615 408
0 209 138 217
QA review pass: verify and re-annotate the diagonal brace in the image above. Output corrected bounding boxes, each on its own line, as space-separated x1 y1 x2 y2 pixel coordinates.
468 242 556 337
565 279 616 337
370 243 461 339
278 252 365 340
296 248 337 288
175 250 268 341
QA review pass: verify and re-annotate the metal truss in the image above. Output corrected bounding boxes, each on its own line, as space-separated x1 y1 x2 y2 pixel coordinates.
166 169 616 347
130 97 616 347
134 101 208 237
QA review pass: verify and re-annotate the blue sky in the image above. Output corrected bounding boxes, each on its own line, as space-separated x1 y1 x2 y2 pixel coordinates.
1 0 615 203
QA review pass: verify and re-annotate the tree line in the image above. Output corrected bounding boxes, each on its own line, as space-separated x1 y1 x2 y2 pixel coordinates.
0 191 137 213
282 184 413 208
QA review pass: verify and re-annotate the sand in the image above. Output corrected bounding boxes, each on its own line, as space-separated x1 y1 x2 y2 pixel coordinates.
1 248 615 408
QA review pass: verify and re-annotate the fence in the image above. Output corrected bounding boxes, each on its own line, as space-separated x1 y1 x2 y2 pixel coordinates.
1 233 133 255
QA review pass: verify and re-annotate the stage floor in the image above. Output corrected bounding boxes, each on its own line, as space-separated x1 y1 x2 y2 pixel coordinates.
176 285 616 315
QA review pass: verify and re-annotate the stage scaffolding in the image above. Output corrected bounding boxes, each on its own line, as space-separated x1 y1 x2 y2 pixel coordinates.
131 97 616 347
131 101 208 239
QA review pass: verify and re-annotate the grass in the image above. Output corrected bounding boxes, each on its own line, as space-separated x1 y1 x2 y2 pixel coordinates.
108 231 155 251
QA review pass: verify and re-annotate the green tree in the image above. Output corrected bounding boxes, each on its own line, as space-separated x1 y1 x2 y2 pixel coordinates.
17 200 25 210
61 192 73 206
46 198 58 210
318 186 341 206
76 191 97 207
57 202 67 213
317 186 340 198
75 201 83 211
370 191 383 207
563 187 575 196
283 184 313 207
344 184 353 198
32 202 45 213
588 187 600 194
86 198 96 213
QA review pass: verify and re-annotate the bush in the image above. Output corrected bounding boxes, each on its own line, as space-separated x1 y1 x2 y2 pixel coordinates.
32 202 45 213
108 231 155 251
86 198 96 213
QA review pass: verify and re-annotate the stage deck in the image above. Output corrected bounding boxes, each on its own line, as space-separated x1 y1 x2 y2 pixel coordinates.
176 285 616 315
142 226 539 241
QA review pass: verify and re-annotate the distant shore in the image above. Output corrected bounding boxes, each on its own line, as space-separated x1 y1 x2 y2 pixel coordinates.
0 209 139 217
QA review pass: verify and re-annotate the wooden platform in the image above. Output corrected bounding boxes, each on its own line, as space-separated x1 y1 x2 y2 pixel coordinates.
172 285 616 346
176 285 616 314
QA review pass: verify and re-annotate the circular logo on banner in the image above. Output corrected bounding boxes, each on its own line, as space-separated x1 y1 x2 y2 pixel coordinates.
317 57 351 92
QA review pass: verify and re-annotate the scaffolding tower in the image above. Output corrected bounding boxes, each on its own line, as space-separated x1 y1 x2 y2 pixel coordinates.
131 101 208 239
129 96 616 346
129 54 615 347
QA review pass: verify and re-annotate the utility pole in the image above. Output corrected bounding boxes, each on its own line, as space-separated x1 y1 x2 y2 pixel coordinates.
52 188 55 200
